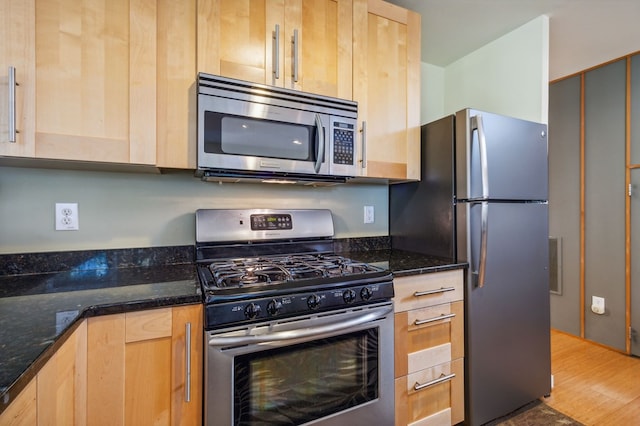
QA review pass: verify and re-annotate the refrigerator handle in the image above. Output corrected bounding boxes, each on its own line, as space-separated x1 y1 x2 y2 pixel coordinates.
471 114 489 198
472 201 489 288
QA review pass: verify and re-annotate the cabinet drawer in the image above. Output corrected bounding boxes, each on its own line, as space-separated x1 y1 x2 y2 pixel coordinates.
394 270 463 312
395 301 463 377
395 358 464 426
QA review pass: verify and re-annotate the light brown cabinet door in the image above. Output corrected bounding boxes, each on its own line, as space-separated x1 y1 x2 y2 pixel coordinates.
0 0 35 156
156 0 197 169
0 381 37 426
37 321 88 426
198 0 352 99
87 305 203 426
34 0 156 165
353 0 420 180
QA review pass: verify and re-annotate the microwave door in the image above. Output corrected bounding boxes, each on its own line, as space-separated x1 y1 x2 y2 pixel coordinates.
198 95 330 176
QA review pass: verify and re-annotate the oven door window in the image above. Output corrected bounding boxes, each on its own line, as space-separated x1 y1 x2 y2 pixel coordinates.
204 112 320 162
233 328 379 425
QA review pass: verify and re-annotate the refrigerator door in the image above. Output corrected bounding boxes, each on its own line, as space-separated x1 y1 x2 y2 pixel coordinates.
455 109 548 201
460 201 551 426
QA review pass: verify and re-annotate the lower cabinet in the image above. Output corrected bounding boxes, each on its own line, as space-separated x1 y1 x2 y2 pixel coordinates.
87 304 203 426
0 321 87 426
0 304 202 426
394 270 465 426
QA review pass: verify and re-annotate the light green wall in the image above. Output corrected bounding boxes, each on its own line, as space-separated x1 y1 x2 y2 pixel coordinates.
0 166 388 254
441 16 549 124
421 62 445 124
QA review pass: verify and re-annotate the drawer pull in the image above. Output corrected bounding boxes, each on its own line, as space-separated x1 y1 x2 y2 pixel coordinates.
414 373 456 391
414 313 456 326
414 287 455 297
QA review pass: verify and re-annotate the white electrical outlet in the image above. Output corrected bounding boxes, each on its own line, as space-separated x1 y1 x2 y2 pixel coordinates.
364 205 374 224
55 203 79 231
591 296 605 315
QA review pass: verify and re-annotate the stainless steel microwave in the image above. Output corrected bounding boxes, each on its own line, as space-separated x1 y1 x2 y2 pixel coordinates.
197 73 359 184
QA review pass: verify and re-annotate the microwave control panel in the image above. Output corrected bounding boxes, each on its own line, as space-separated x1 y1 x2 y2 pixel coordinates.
332 121 355 166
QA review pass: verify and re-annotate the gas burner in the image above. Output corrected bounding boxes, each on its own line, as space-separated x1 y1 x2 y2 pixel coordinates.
200 253 381 291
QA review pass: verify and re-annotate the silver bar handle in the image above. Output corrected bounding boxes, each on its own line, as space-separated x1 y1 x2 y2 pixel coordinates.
471 202 489 288
414 313 456 326
185 322 191 402
414 373 456 391
209 306 392 346
413 287 455 297
360 121 367 169
8 66 17 143
314 113 324 173
471 114 489 198
273 25 280 80
292 29 299 83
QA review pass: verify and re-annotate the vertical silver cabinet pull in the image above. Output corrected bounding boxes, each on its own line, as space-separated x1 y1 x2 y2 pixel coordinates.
185 322 191 402
292 29 299 83
8 66 17 143
360 121 367 168
414 373 456 391
273 25 280 80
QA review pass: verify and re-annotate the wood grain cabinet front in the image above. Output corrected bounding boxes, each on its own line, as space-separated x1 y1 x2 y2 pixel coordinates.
394 270 465 426
353 0 421 181
86 305 203 426
197 0 353 100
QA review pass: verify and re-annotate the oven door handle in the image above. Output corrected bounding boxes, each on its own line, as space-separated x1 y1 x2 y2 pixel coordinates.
208 306 392 347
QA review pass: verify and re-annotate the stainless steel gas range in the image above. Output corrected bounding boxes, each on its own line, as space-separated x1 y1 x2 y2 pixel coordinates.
195 209 395 426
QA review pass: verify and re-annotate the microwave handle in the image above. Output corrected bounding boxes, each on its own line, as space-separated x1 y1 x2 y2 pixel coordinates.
314 114 325 173
272 24 280 81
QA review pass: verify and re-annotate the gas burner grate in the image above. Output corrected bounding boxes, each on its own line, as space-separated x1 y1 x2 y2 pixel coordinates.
201 253 380 290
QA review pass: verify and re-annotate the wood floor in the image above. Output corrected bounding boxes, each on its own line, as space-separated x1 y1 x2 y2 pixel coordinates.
544 329 640 425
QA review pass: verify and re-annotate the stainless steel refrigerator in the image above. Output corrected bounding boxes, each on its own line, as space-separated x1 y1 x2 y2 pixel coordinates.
390 108 551 426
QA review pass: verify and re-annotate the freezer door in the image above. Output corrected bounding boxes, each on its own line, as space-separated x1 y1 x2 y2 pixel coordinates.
462 201 551 426
455 109 548 201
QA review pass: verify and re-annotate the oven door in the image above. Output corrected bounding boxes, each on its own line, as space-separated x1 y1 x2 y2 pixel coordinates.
205 302 394 426
198 93 332 176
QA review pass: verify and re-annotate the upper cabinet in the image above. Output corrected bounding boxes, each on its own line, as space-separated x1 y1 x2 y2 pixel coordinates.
197 0 353 100
35 0 156 164
353 0 421 180
0 0 35 157
1 0 196 168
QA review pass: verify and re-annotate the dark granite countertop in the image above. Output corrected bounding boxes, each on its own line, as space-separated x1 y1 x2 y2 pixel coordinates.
336 248 466 277
0 246 199 414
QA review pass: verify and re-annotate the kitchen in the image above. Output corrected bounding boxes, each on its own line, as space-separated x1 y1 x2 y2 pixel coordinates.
2 0 640 425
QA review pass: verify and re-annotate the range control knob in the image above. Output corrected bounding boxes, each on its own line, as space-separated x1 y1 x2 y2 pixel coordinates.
360 286 373 301
244 302 262 319
267 299 283 316
307 294 321 310
343 289 356 304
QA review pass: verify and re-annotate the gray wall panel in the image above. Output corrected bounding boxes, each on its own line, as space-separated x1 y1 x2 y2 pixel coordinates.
632 54 640 165
548 76 581 335
584 59 626 350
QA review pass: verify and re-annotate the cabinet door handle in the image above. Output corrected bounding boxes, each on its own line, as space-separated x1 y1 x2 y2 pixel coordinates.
8 66 17 143
414 373 456 391
273 24 280 80
185 322 191 402
360 121 367 168
414 312 456 326
413 286 455 297
292 29 299 83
